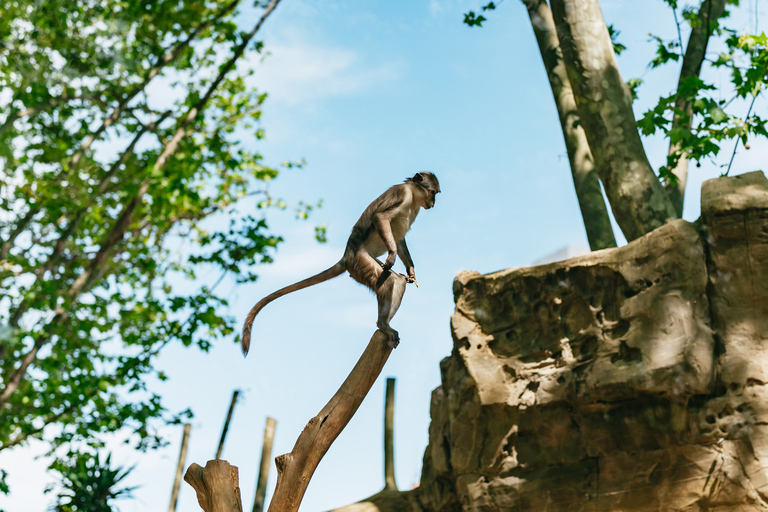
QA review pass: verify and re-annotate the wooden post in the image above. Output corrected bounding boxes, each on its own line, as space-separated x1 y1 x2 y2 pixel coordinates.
184 459 243 512
383 378 397 491
168 423 192 512
267 330 396 512
252 417 277 512
216 390 240 460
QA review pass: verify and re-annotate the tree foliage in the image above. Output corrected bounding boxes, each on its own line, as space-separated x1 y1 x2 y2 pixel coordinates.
640 15 768 181
0 0 309 458
45 451 136 512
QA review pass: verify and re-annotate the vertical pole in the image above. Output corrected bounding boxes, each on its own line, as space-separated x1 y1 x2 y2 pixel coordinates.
383 377 397 491
252 417 277 512
216 390 240 460
168 423 192 512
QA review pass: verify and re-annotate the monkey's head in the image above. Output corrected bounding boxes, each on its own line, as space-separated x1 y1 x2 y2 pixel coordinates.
411 171 440 209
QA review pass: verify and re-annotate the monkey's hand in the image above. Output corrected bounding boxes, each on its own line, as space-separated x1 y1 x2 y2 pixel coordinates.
405 268 416 283
383 251 397 271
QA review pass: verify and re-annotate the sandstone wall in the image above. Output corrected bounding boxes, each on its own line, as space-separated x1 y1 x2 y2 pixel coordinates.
417 171 768 511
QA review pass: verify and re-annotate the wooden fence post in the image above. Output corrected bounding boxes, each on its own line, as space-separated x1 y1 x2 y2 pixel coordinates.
252 417 277 512
216 390 240 460
168 423 192 512
383 378 397 491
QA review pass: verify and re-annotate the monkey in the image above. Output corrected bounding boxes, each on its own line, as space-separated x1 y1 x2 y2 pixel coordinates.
241 171 440 356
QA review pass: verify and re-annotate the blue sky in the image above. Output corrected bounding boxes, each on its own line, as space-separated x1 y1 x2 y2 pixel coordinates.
2 1 766 511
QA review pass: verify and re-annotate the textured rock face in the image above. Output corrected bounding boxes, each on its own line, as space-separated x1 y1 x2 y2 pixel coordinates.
417 172 768 511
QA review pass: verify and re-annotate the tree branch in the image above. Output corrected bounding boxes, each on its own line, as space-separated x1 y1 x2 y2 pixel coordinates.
0 318 56 408
665 0 728 215
0 207 40 260
66 0 242 169
268 330 395 511
0 92 102 137
0 402 78 450
40 109 174 277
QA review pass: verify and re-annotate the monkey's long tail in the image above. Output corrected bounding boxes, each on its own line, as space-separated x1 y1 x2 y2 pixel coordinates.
241 260 346 356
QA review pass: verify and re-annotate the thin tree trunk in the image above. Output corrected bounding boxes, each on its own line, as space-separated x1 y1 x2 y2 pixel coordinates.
522 0 617 250
550 0 678 241
383 378 397 491
168 423 192 512
252 417 277 512
268 331 396 512
665 0 729 216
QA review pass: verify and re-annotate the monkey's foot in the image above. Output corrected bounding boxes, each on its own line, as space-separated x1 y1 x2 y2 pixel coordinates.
377 325 400 349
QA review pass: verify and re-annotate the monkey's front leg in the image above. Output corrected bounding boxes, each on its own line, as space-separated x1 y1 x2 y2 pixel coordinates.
373 213 398 271
397 239 416 285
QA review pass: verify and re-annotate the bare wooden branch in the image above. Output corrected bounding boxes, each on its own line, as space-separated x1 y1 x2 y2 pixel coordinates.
184 460 243 512
267 330 396 512
168 423 192 512
252 417 277 512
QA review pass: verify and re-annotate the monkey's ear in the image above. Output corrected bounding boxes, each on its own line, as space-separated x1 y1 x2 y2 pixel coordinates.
413 172 424 182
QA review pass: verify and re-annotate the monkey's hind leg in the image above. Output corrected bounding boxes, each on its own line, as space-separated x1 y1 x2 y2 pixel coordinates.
375 269 406 348
350 251 407 347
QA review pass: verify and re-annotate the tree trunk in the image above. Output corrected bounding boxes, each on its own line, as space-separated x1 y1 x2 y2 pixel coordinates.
550 0 678 241
268 330 396 512
184 460 243 512
522 0 617 250
665 0 729 216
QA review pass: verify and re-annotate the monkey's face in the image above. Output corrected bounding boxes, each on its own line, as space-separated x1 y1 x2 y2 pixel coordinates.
425 187 438 209
413 172 440 209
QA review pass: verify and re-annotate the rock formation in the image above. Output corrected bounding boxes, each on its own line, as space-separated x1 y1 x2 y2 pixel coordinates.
335 171 768 511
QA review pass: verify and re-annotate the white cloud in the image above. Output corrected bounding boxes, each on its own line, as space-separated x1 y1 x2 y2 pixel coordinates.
429 0 447 17
250 38 403 105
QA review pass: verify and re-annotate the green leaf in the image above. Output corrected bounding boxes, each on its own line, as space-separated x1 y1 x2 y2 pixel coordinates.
463 11 487 27
608 25 627 55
